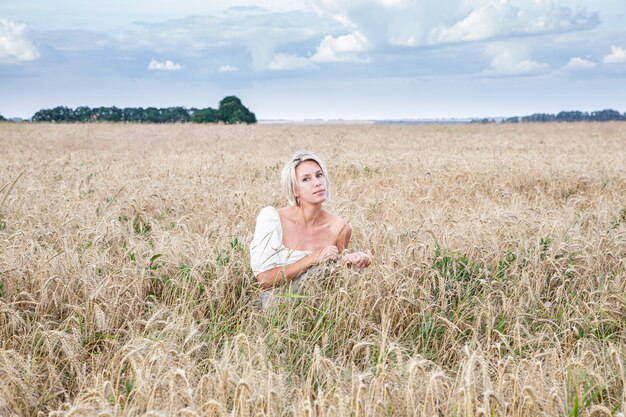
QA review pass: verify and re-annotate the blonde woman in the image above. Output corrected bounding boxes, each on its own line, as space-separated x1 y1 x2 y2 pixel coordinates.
250 150 372 309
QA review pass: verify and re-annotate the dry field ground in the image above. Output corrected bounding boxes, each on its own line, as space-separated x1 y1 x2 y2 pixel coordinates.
0 122 625 416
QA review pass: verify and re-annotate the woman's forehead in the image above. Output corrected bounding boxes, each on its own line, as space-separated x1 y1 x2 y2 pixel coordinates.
296 160 321 175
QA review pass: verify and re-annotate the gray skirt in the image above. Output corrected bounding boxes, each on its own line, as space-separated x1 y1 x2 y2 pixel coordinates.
259 263 334 310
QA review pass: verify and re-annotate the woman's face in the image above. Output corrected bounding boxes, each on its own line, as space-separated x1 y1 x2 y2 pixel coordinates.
295 160 327 205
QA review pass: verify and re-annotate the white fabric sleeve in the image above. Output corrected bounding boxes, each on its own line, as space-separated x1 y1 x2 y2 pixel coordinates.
250 207 283 276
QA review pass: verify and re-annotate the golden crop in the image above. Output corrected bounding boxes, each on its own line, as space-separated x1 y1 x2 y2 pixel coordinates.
0 122 624 416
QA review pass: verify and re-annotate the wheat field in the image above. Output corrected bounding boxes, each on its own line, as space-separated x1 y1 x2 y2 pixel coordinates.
0 122 624 416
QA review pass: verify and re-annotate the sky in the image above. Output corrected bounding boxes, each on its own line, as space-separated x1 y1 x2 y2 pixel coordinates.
1 0 625 120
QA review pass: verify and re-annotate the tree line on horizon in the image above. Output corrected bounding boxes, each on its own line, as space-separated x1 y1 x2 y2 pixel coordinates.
3 96 256 124
1 105 625 124
473 108 625 124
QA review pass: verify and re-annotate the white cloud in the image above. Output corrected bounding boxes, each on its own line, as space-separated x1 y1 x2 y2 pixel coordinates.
311 31 370 62
429 1 518 44
309 9 371 62
218 64 239 72
0 18 40 62
114 9 337 71
603 45 626 64
148 58 182 71
564 57 596 70
485 43 550 76
372 0 407 6
310 0 598 49
269 53 314 70
432 1 598 44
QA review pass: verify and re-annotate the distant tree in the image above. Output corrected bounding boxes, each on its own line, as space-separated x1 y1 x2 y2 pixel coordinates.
590 109 622 121
471 118 496 124
32 107 73 122
556 110 588 122
91 106 106 122
191 108 218 123
217 96 257 124
503 116 520 123
160 106 191 123
50 106 76 122
513 109 626 123
122 107 142 123
0 114 6 122
32 109 52 122
521 113 557 123
29 98 257 124
75 106 93 122
89 106 121 122
108 106 123 122
143 107 161 123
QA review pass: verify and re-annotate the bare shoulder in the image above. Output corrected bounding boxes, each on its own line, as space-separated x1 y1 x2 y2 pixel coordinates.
276 207 289 216
276 206 297 224
322 210 350 234
323 210 351 250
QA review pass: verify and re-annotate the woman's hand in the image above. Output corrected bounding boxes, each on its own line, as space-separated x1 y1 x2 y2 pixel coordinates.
315 245 339 264
343 251 372 268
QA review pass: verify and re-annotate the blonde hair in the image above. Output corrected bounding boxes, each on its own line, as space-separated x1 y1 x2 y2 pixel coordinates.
280 150 331 206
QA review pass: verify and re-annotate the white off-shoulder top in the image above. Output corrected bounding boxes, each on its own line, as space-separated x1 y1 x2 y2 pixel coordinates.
250 207 313 309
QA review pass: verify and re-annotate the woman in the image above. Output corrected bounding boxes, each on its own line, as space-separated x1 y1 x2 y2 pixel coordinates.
250 150 372 309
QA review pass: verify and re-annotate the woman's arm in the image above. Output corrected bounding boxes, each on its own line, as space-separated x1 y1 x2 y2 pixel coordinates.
256 245 339 289
336 222 352 252
337 222 372 268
